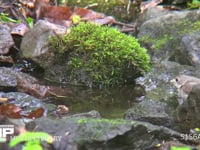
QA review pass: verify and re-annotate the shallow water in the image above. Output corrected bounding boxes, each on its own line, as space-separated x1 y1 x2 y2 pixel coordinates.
48 84 144 118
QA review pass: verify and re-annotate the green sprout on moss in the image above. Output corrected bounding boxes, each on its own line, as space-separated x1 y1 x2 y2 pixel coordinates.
9 131 53 150
49 22 150 87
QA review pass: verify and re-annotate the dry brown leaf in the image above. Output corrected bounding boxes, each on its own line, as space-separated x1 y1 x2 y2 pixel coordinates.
0 104 22 118
25 107 45 119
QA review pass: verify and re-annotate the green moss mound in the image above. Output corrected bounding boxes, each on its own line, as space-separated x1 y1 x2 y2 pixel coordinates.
50 23 150 87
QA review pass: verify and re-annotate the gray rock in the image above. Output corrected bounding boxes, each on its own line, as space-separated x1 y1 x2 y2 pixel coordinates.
0 92 56 113
20 20 67 58
32 117 183 150
0 67 37 91
138 10 200 61
124 100 171 126
175 32 200 66
0 24 14 54
137 6 169 26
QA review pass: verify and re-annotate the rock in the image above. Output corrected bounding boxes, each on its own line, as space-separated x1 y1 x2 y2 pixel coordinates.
0 67 58 98
0 92 56 113
20 20 67 58
30 117 184 150
0 67 37 91
0 24 14 54
20 20 69 83
175 84 200 132
132 60 200 130
135 60 195 102
124 100 171 126
172 32 200 66
138 10 200 61
137 6 169 26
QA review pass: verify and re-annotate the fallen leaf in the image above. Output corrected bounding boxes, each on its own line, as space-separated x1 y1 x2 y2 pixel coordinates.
72 7 105 20
25 107 45 119
0 104 22 118
0 97 9 103
0 55 14 64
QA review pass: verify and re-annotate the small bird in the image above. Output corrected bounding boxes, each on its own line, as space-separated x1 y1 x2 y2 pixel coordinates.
170 75 200 102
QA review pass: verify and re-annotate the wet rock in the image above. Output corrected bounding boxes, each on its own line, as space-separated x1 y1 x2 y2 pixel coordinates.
138 10 200 61
0 92 56 114
175 84 200 132
135 60 196 102
31 117 184 150
132 60 200 130
124 100 171 127
173 32 200 66
0 67 59 98
0 67 36 92
68 110 101 119
0 24 14 54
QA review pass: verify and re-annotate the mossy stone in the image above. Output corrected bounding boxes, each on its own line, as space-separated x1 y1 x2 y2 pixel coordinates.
49 23 150 87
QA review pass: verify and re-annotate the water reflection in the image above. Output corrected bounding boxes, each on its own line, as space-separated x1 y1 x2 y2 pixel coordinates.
48 84 145 118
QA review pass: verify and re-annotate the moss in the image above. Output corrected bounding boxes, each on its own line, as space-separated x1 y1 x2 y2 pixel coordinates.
77 118 129 125
140 34 173 51
49 22 150 87
192 21 200 31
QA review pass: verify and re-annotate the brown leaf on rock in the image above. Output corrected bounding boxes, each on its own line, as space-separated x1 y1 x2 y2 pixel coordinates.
18 81 49 99
34 0 71 20
24 107 45 119
0 104 22 118
0 55 14 65
72 7 105 21
17 75 49 99
38 6 72 20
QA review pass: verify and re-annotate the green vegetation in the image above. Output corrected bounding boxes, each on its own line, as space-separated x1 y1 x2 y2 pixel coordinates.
26 17 34 28
9 132 53 150
0 13 34 28
77 118 129 125
140 34 173 51
192 21 200 31
50 22 150 87
187 0 200 9
171 146 191 150
0 13 21 23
